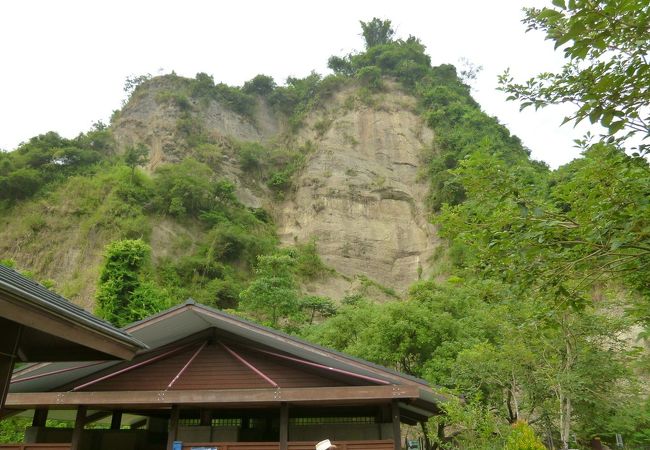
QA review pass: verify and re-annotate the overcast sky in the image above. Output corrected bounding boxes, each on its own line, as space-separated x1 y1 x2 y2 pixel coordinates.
0 0 591 168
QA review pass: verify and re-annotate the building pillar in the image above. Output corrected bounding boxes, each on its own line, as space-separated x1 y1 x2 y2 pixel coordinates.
391 400 401 450
280 402 289 450
0 318 22 409
32 408 49 427
71 405 87 450
166 405 180 450
111 410 123 430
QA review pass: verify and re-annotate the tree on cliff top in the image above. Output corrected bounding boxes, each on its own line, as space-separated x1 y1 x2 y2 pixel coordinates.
360 18 395 49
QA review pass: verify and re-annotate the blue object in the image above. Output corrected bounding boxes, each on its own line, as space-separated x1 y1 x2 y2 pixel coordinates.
172 441 183 450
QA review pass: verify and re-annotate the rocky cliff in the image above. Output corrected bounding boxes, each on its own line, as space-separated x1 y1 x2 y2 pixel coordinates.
111 77 439 297
281 86 438 292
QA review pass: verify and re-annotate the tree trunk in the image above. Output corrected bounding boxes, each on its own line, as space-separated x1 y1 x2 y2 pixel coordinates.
559 312 575 450
420 421 432 450
559 391 572 450
511 371 520 421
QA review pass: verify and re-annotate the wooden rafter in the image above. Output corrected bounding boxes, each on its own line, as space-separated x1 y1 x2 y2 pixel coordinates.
219 341 279 388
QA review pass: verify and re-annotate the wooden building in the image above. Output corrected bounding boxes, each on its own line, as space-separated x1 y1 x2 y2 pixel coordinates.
1 300 445 450
0 265 145 410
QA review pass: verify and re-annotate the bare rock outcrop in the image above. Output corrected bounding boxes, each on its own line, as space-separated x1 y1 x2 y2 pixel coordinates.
278 87 439 293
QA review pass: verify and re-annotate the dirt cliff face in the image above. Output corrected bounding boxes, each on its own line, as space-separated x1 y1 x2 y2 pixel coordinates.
112 78 439 297
278 86 438 293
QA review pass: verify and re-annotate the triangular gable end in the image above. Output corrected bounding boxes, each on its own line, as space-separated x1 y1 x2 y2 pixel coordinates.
67 333 370 392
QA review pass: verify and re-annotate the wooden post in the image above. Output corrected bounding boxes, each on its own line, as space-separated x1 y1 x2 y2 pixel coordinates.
0 319 22 409
166 405 180 450
71 405 87 450
391 400 401 450
280 402 289 450
32 408 49 427
111 410 123 430
200 408 212 427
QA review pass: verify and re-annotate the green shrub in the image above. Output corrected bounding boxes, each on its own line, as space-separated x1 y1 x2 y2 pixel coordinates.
96 239 168 327
356 66 383 91
294 240 329 280
237 142 268 172
153 158 217 217
503 422 546 450
206 225 249 262
0 417 30 444
156 91 192 110
267 170 292 192
243 74 277 96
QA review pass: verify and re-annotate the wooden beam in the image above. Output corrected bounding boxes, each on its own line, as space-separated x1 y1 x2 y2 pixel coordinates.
71 405 87 450
166 405 179 450
84 410 112 425
391 400 401 450
280 402 289 450
219 341 279 388
130 418 148 429
5 385 421 408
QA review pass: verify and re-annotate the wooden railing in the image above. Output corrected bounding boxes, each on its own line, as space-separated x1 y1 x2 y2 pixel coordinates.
181 440 394 450
0 445 71 450
0 439 394 450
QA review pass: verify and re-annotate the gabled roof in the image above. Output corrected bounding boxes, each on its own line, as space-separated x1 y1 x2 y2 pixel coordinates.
126 299 433 386
0 265 146 361
8 300 446 418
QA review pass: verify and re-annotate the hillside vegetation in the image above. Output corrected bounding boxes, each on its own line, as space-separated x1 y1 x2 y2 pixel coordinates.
1 8 649 450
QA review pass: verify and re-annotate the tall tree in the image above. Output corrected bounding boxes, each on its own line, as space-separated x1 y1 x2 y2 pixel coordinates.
437 149 643 449
359 18 395 49
124 143 149 181
239 253 301 329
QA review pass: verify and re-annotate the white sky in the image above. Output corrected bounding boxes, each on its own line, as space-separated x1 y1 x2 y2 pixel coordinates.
0 0 591 168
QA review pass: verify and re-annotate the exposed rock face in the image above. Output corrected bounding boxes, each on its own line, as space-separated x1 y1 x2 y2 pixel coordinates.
112 76 279 206
113 78 439 296
112 77 282 169
278 87 438 292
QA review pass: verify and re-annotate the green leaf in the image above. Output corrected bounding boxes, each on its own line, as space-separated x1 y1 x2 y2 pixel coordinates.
589 107 602 124
609 120 626 134
600 111 614 127
551 0 566 9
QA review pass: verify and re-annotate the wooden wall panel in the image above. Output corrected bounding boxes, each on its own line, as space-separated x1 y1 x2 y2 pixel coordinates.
82 350 190 391
171 345 271 390
80 342 353 392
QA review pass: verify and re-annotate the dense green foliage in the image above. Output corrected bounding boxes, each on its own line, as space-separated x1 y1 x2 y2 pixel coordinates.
499 0 650 153
96 239 168 326
308 13 649 450
0 126 112 206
